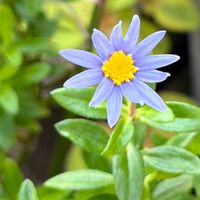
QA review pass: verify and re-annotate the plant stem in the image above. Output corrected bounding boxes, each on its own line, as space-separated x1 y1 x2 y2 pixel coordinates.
130 103 136 119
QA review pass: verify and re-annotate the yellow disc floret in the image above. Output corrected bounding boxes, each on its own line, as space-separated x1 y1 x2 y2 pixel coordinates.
102 51 138 85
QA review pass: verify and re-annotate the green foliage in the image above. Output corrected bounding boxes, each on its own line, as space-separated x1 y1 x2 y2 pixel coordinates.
0 0 200 200
133 121 147 149
137 101 200 132
0 155 23 199
107 0 137 12
136 105 175 123
51 88 107 119
102 117 134 155
112 143 144 200
0 4 14 45
143 146 200 174
37 186 69 200
18 179 39 200
44 169 114 190
88 194 118 200
82 151 111 172
12 62 51 87
0 111 15 151
152 0 200 32
0 85 19 114
0 0 55 154
55 119 109 154
142 0 200 32
152 175 193 200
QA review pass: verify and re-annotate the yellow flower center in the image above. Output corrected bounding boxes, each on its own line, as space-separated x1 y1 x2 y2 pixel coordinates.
102 50 138 85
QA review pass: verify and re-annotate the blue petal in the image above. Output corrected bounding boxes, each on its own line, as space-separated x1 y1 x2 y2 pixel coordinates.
92 29 114 61
59 49 102 68
136 70 170 83
110 21 123 51
132 31 166 59
120 81 143 104
123 15 140 53
134 78 166 111
135 54 180 70
89 77 114 107
107 86 122 128
63 69 103 88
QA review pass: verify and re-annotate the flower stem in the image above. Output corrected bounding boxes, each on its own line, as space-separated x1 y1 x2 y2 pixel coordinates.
130 103 136 119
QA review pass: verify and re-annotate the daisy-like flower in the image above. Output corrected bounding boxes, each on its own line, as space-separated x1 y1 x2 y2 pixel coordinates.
60 15 180 128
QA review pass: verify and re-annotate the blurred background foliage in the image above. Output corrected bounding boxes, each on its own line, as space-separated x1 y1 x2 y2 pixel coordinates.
0 0 199 199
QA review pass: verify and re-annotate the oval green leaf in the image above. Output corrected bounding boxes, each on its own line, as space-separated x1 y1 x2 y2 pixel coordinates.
153 0 200 32
0 85 19 115
51 88 106 119
143 146 200 174
136 105 175 123
13 62 51 87
44 169 114 190
112 144 144 200
55 119 109 154
18 179 39 200
138 101 200 132
152 175 193 200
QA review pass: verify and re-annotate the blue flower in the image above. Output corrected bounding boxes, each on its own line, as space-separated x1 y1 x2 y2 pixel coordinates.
60 15 180 128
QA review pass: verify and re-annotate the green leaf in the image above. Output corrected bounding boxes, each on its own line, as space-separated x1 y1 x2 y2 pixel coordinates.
4 46 23 68
17 91 49 119
88 194 118 200
0 111 15 151
140 118 200 132
167 101 200 118
15 0 42 21
0 47 22 81
152 175 193 200
187 132 200 155
18 179 39 200
0 85 19 114
43 1 86 50
194 174 200 197
166 132 200 155
137 101 200 132
83 150 111 172
51 88 107 119
55 119 108 154
73 185 115 200
37 186 69 200
32 14 57 38
143 146 200 174
152 0 200 32
112 144 144 200
107 0 137 11
166 132 198 148
0 64 20 82
0 157 23 199
13 62 51 87
13 38 49 53
44 170 114 190
102 117 134 155
0 4 14 44
133 121 147 149
136 105 175 123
